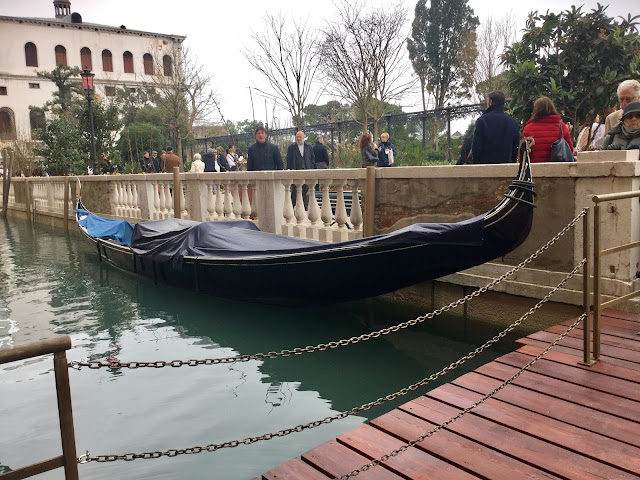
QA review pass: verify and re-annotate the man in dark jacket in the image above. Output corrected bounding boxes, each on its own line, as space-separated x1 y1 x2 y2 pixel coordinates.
472 91 520 164
313 136 330 169
286 130 314 209
202 148 218 172
247 127 283 171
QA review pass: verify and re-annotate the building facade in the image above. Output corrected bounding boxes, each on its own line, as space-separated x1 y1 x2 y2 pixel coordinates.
0 0 185 141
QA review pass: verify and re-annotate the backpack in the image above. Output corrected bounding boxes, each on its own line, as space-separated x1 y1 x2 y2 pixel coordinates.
550 123 575 162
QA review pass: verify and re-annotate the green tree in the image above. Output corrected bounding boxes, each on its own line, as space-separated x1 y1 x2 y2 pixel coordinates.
504 5 640 137
36 65 82 114
35 115 84 175
407 0 479 110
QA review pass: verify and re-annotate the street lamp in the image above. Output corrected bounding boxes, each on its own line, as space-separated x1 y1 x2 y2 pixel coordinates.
80 69 98 174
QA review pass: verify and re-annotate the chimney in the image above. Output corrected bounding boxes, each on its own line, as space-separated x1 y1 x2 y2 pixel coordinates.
53 0 71 19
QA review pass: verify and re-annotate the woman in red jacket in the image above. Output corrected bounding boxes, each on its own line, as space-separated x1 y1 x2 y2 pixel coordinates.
522 96 574 163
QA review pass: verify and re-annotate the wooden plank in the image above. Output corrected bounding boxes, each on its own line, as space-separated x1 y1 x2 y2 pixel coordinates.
560 316 640 339
474 361 640 422
402 395 633 479
301 440 402 480
515 337 640 371
496 352 640 401
427 383 640 474
261 458 332 480
553 321 640 341
545 324 640 352
370 410 561 480
601 309 640 324
337 424 480 479
515 344 640 383
0 456 64 480
452 371 640 447
524 331 640 363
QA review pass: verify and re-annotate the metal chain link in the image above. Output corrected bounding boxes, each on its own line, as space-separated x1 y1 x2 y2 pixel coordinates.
77 257 586 465
339 312 586 479
69 210 587 372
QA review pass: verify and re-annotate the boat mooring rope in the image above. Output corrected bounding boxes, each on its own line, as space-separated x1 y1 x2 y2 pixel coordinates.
77 256 587 465
69 209 587 372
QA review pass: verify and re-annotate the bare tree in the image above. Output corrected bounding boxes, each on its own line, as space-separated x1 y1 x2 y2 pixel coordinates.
243 14 321 128
474 13 517 101
321 0 412 138
151 43 218 164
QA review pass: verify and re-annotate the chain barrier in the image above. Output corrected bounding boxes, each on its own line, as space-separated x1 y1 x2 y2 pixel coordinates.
77 256 587 465
69 210 587 372
339 311 586 479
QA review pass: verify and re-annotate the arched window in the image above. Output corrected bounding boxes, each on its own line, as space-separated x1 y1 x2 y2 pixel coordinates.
29 110 45 136
102 49 113 72
163 55 172 77
123 51 134 74
80 47 92 70
143 53 153 75
54 45 67 66
0 108 17 141
25 42 38 67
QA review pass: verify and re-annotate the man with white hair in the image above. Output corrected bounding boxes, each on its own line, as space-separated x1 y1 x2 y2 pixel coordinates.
604 79 640 135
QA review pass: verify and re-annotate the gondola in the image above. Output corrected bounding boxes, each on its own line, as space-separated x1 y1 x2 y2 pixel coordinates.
75 143 535 306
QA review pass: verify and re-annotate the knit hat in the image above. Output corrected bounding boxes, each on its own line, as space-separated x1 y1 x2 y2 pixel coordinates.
621 102 640 120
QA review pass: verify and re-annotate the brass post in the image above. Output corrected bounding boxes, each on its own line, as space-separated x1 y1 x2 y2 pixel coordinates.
363 166 376 237
593 202 601 361
580 208 595 365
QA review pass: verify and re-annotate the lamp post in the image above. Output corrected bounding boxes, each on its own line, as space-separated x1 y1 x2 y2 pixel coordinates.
80 69 98 174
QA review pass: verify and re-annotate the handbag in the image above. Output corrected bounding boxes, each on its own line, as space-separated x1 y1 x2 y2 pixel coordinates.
387 148 394 165
550 123 575 162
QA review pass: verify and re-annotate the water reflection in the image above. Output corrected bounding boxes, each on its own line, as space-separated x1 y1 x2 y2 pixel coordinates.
0 218 508 480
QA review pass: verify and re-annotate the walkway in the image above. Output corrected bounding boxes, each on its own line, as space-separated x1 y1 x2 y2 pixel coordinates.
256 309 640 479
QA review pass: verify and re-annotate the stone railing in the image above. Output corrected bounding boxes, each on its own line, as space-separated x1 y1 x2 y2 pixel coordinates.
2 169 367 242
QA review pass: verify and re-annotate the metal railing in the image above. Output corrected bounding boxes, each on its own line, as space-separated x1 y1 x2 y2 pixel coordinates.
0 336 78 480
589 190 640 362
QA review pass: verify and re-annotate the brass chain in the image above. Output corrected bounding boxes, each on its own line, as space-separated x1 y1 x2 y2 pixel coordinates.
69 210 587 372
77 257 587 465
339 312 585 479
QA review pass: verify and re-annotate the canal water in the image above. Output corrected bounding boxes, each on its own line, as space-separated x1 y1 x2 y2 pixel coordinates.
0 218 527 479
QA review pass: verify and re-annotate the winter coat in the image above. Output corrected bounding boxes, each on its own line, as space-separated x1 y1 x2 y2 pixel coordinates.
286 142 315 170
377 141 396 167
247 141 284 171
602 122 640 150
471 103 520 164
313 141 330 168
522 114 574 163
202 152 218 172
360 144 378 168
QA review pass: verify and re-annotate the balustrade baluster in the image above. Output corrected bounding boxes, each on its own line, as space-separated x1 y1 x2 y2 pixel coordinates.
307 180 321 225
206 181 217 220
152 181 161 219
282 180 295 225
294 181 308 225
132 183 140 218
231 182 242 218
223 185 234 219
320 182 332 227
349 182 363 231
334 180 348 229
241 182 251 219
165 182 174 218
215 183 224 219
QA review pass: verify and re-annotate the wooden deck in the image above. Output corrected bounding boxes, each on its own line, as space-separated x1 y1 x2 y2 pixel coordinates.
256 309 640 479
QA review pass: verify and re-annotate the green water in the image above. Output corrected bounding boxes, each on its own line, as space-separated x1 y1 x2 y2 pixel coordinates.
0 218 516 479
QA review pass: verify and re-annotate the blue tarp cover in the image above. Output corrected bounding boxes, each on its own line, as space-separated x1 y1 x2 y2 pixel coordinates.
76 209 135 244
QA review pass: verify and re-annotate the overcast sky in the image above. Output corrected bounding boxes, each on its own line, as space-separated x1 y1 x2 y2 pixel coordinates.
1 0 638 128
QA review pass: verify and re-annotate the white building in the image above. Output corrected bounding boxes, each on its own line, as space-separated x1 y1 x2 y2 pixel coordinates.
0 0 185 141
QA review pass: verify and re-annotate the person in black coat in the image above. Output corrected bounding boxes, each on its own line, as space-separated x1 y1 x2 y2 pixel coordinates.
286 130 315 209
202 148 218 172
247 127 284 171
313 136 330 169
471 91 520 164
216 148 230 172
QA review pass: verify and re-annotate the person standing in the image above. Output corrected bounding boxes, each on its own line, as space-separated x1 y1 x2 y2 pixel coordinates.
150 151 160 173
247 127 284 171
202 148 219 172
604 79 640 135
140 151 150 173
602 102 640 150
376 132 396 167
162 146 180 172
226 145 239 171
521 96 574 163
286 130 315 209
359 133 378 167
216 147 230 172
313 136 330 169
471 91 520 164
189 153 205 173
